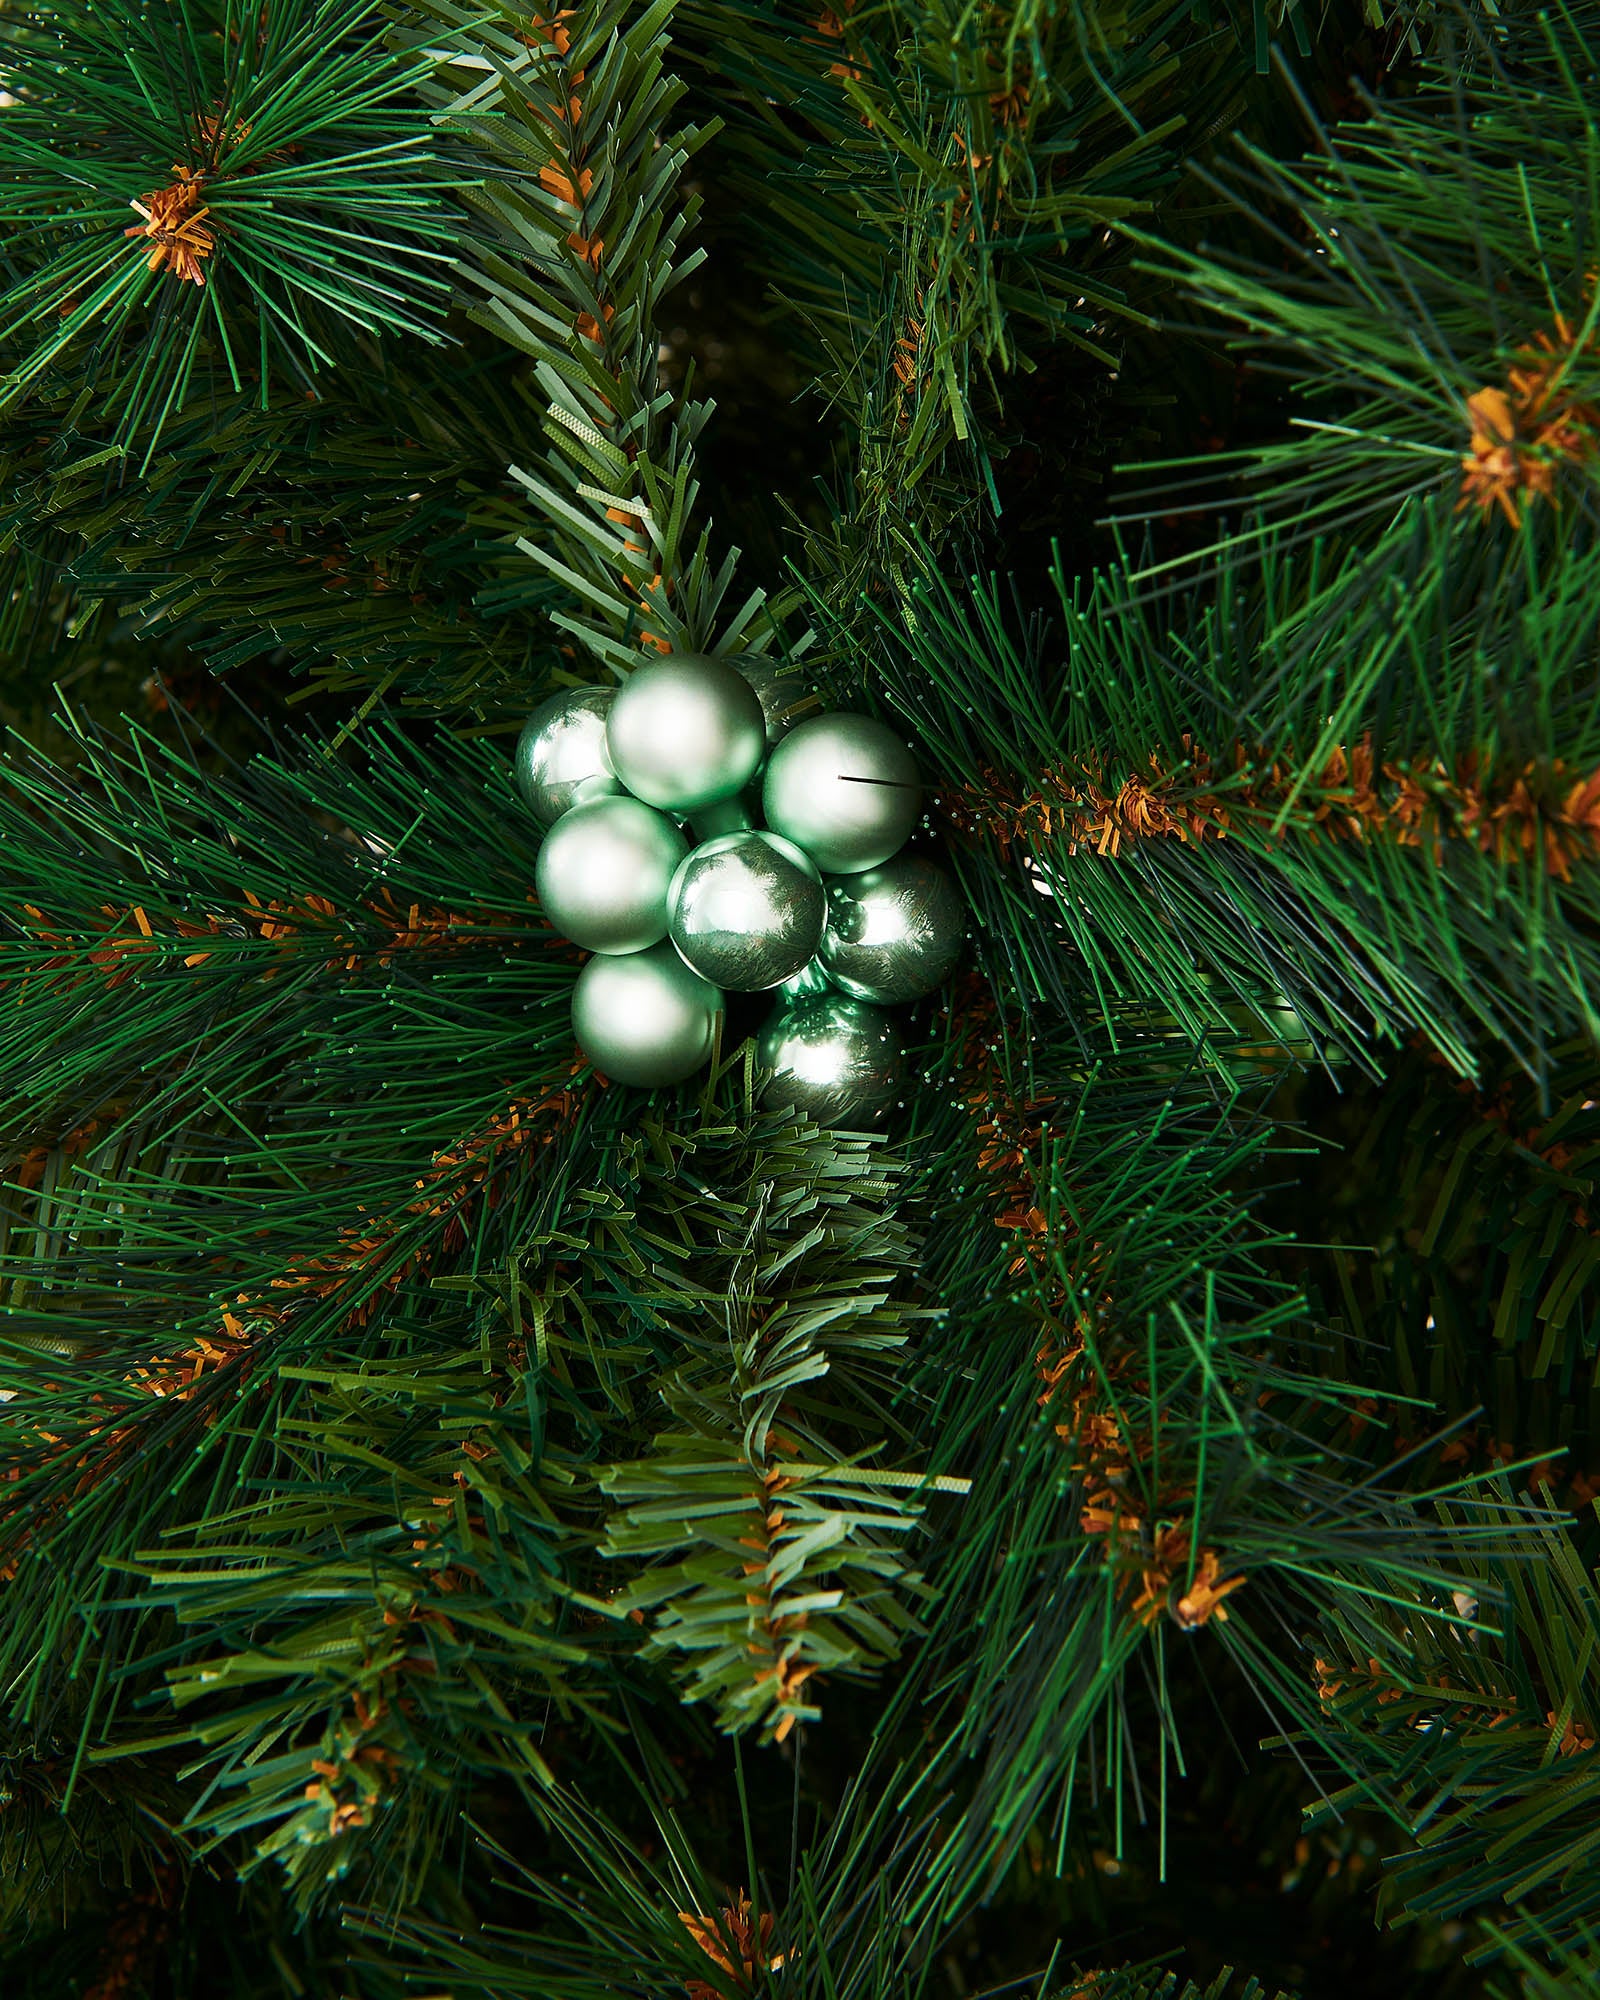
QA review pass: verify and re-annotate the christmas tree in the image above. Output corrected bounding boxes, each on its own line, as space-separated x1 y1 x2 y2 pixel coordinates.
3 1 1600 1996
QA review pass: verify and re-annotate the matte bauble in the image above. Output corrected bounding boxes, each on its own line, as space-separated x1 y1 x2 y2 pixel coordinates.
572 942 722 1086
667 831 825 992
819 855 965 1002
757 993 905 1125
535 795 687 955
734 655 817 744
761 714 921 874
605 653 767 812
513 688 621 828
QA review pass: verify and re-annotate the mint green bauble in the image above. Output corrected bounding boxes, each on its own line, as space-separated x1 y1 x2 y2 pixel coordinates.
667 831 825 992
513 688 620 828
605 653 766 812
572 942 722 1086
535 795 687 955
757 992 905 1125
761 714 921 874
819 855 965 1002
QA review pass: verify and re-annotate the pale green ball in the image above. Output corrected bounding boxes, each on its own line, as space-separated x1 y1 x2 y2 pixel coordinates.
535 795 687 955
513 688 620 828
819 854 965 1002
606 652 767 812
757 993 905 1125
572 942 722 1086
761 714 921 874
667 831 825 992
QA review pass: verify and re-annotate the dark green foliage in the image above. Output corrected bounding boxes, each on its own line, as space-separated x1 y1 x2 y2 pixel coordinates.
0 364 566 719
596 1117 935 1740
676 0 1237 627
1270 1039 1600 1479
1485 1926 1600 2000
0 705 947 1899
1117 5 1600 570
414 0 805 679
103 1344 599 1896
1298 1512 1600 1957
844 1018 1552 1922
815 2 1600 1090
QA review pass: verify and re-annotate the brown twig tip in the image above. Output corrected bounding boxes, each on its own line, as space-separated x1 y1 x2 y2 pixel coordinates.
811 0 864 82
1459 311 1600 526
125 165 215 285
680 1894 785 2000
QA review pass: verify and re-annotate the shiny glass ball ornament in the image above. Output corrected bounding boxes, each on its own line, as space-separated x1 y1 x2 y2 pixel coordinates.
756 992 906 1125
513 687 621 828
605 652 767 813
734 655 817 745
819 855 965 1003
572 941 722 1086
535 795 687 955
667 831 825 993
761 714 921 874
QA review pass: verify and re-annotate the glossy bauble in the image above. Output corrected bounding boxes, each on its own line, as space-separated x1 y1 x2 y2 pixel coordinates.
756 992 905 1125
667 831 825 992
513 687 621 828
819 854 965 1002
572 942 722 1086
761 714 921 874
605 652 767 812
535 795 687 955
734 655 817 745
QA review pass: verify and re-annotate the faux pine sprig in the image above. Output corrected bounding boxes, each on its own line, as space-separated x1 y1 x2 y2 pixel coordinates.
0 0 467 450
1112 6 1600 576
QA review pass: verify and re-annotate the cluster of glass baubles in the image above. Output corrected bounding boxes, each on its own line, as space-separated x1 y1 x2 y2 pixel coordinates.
514 652 965 1122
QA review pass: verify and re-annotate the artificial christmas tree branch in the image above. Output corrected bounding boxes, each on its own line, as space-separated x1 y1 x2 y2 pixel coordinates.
675 0 1226 641
3 0 1599 1993
1294 1508 1600 1958
798 998 1548 1923
1289 1038 1600 1505
417 0 803 678
596 1114 938 1740
839 521 1600 1086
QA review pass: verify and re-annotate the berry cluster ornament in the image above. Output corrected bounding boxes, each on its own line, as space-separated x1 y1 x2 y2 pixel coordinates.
817 854 965 1002
535 795 686 955
763 713 920 872
516 653 967 1115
